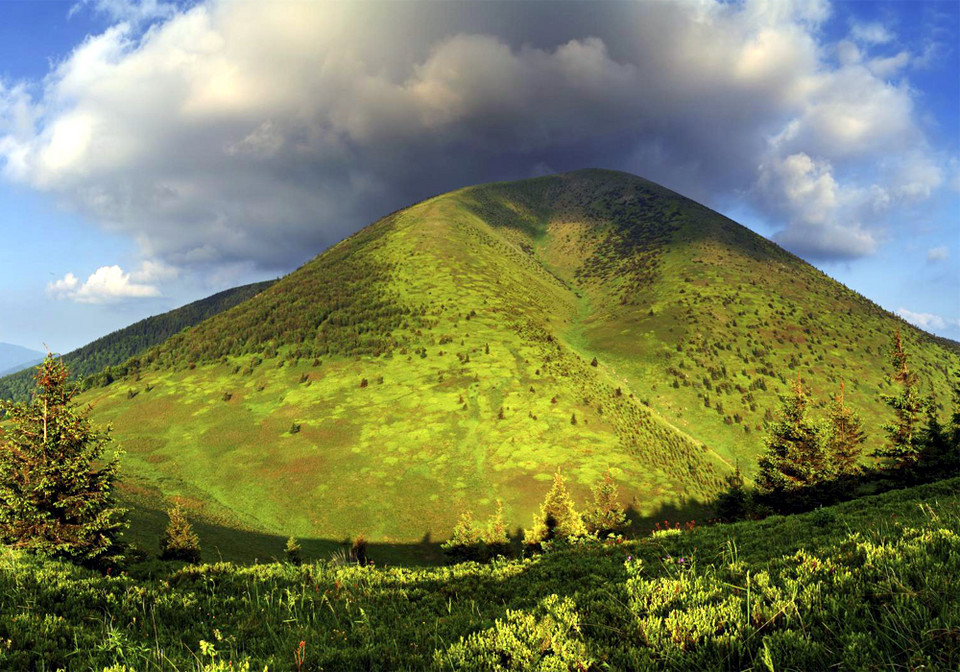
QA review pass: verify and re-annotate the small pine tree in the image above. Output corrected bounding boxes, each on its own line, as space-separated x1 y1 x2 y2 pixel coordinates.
350 534 368 565
441 511 481 564
874 330 923 470
285 535 302 565
584 471 628 537
482 500 513 559
755 373 826 495
915 395 958 479
525 469 586 547
826 380 866 477
715 462 750 521
159 502 201 563
0 355 127 564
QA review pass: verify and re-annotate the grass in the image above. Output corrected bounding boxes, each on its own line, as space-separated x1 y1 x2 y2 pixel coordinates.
67 169 958 558
1 477 957 670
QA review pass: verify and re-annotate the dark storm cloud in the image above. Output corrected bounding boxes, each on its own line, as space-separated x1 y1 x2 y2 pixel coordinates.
0 0 949 290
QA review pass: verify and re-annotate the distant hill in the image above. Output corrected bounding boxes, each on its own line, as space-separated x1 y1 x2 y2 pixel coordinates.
0 281 275 402
77 169 959 549
0 343 43 377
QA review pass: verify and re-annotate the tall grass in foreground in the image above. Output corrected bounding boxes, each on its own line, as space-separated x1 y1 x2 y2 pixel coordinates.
0 478 957 670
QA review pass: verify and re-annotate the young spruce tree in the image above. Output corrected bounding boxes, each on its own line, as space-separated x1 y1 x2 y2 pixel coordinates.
874 330 923 470
584 471 628 537
0 355 126 564
826 380 866 477
524 469 586 547
755 373 825 495
159 502 201 563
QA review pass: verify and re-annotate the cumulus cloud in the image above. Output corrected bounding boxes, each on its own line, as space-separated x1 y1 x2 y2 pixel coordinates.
896 307 954 332
927 246 949 261
47 264 163 303
69 0 177 25
0 0 953 277
850 21 894 45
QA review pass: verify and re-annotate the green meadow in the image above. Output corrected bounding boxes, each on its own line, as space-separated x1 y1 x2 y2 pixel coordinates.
2 477 957 670
68 169 957 556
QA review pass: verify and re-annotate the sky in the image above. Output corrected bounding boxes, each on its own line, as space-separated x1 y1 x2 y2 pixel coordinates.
0 0 957 353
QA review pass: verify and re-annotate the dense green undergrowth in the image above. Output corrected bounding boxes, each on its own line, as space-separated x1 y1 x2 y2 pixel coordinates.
2 477 957 671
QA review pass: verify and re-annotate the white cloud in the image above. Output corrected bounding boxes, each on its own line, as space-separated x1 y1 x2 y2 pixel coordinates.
757 152 879 258
896 307 953 332
0 0 952 272
850 21 894 45
867 51 911 78
69 0 177 25
47 265 162 303
927 246 949 261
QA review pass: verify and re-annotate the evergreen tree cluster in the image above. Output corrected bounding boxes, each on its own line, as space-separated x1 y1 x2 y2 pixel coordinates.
741 330 959 517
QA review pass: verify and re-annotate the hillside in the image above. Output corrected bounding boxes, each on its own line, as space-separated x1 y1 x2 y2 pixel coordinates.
2 476 957 670
0 280 275 402
77 169 959 551
0 343 42 377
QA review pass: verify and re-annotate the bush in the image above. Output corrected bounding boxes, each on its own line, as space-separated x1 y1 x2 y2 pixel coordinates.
350 535 369 565
285 536 302 565
159 503 201 563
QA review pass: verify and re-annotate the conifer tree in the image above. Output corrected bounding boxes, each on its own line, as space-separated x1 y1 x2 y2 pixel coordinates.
285 535 303 565
524 469 586 546
874 330 923 469
826 380 866 477
483 500 513 559
0 355 126 564
715 462 750 521
159 502 201 563
755 373 825 495
584 471 628 537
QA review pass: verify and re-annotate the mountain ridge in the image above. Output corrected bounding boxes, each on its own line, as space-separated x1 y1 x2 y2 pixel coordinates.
69 169 958 551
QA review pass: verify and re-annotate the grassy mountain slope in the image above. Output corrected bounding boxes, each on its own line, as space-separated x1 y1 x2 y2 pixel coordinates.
0 280 275 403
77 170 959 550
2 476 957 670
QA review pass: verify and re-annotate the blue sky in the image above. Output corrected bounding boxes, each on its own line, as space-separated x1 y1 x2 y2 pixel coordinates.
0 0 957 353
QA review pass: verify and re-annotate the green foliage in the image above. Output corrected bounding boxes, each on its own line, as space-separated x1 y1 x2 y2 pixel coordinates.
159 503 201 563
0 281 274 403
714 463 751 521
435 595 591 671
0 477 956 670
825 380 866 477
59 169 960 551
442 501 514 564
875 330 924 469
583 471 628 537
284 536 302 565
0 356 126 565
350 534 369 566
525 470 586 547
755 375 827 496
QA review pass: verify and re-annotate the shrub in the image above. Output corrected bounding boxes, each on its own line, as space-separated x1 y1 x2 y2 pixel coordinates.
525 469 586 549
159 503 201 563
350 535 369 565
284 536 302 565
584 471 628 537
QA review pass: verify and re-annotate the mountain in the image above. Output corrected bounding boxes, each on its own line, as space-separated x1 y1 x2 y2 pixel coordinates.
0 343 44 377
74 169 959 550
0 281 275 402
